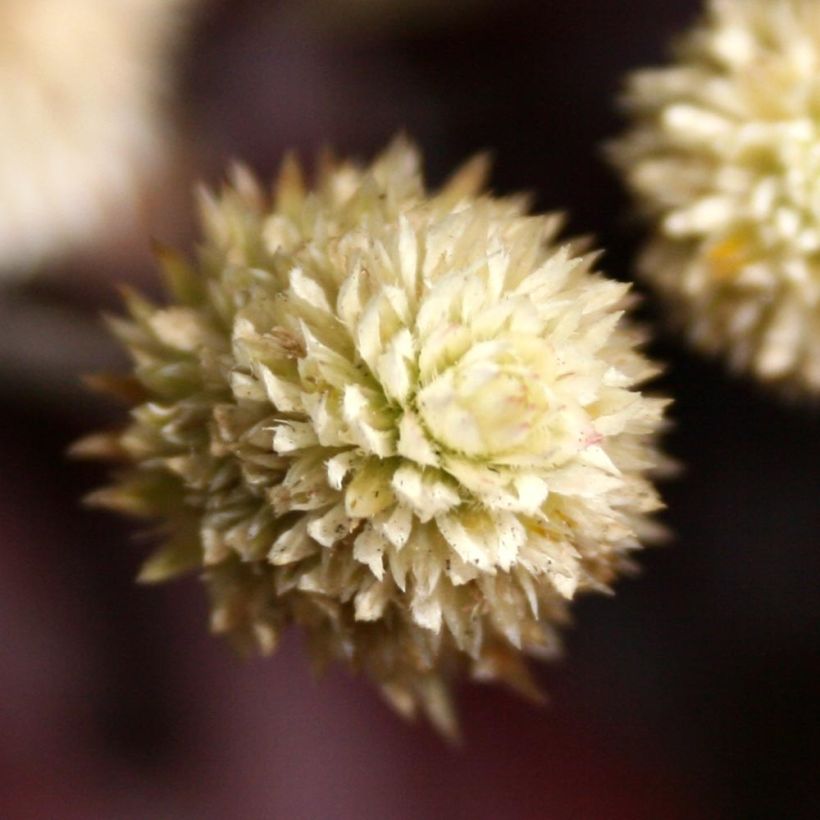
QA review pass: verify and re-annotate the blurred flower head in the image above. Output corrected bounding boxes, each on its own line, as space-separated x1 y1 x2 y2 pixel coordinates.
81 138 668 735
610 0 820 391
0 0 192 279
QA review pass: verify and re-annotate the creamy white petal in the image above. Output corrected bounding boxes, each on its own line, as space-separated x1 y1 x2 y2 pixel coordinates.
353 527 388 579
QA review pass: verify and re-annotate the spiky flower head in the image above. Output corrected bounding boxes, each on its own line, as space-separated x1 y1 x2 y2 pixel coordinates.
81 139 668 735
0 0 191 277
610 0 820 391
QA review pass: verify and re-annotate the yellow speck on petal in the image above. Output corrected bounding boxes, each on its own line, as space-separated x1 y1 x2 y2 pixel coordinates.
707 235 749 282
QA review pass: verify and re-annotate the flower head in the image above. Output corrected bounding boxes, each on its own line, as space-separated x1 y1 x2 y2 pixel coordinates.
81 139 668 734
0 0 191 277
610 0 820 391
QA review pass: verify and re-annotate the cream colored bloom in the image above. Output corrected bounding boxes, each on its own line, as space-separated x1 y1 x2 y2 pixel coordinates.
0 0 191 278
81 139 668 734
610 0 820 391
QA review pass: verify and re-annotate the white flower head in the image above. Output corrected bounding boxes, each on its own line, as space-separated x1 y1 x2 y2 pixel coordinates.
610 0 820 391
82 138 668 735
0 0 191 278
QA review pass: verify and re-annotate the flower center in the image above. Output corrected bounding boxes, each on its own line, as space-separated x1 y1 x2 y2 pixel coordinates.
415 337 553 458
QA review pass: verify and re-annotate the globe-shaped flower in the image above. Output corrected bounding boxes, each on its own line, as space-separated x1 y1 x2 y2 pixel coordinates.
81 139 668 734
610 0 820 391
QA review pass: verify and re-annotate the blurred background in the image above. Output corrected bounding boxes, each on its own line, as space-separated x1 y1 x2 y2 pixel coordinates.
1 1 818 818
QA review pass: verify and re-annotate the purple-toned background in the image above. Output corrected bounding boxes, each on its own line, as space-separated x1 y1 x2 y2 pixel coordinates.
1 2 818 817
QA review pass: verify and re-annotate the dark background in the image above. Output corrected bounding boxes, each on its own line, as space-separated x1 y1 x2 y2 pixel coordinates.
1 1 818 818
